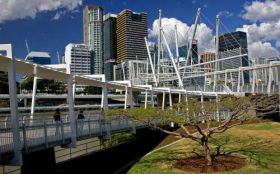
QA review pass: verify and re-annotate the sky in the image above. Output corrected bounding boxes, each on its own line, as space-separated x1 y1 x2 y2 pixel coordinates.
0 0 279 64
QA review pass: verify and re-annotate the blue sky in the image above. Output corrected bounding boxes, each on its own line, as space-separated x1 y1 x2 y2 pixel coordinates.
0 0 279 63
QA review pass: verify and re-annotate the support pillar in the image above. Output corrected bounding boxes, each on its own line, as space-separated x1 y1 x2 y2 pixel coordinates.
267 65 273 94
178 93 181 103
144 90 148 109
216 94 220 121
162 92 165 110
67 74 76 147
8 56 22 165
151 88 154 107
101 82 108 110
30 76 37 119
237 69 241 93
124 86 128 110
169 90 172 107
252 69 256 93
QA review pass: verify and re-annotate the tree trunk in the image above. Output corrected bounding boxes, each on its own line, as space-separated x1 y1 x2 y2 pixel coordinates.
203 141 212 165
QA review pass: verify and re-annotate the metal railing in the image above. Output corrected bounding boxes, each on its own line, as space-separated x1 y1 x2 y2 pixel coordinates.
0 116 137 162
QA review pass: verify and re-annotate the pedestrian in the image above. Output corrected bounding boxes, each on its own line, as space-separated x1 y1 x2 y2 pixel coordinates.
53 108 61 136
77 110 85 135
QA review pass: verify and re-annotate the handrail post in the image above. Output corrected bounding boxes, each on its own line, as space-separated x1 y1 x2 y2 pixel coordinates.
88 118 91 136
44 122 48 148
61 120 65 144
22 123 28 153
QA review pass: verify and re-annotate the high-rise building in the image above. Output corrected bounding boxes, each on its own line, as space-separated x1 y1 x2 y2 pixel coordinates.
218 31 249 83
25 51 51 65
200 52 216 84
179 40 198 64
83 5 103 74
64 43 94 75
104 13 117 81
148 42 158 65
116 9 148 64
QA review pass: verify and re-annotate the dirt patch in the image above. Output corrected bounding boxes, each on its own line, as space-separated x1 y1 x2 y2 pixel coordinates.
174 155 246 173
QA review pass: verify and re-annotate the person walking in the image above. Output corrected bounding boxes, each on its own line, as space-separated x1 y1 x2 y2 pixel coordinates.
77 110 85 135
53 108 61 136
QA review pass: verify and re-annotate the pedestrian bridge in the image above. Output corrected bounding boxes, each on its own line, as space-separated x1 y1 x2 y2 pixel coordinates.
0 116 140 165
0 55 279 166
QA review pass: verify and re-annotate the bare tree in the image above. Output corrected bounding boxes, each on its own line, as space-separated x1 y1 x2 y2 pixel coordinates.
106 96 270 165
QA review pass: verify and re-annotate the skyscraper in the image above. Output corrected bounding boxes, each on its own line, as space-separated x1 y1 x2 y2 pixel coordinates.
83 5 103 74
103 13 117 81
218 31 249 83
116 9 148 64
25 51 51 65
179 40 198 64
64 43 94 75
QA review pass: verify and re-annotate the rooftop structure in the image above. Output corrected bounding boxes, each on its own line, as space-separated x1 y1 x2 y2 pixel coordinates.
25 51 51 65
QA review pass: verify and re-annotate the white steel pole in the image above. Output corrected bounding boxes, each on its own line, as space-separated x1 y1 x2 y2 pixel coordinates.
151 87 154 107
145 37 158 86
144 90 148 109
214 15 220 88
30 75 37 119
162 30 184 87
169 89 173 107
157 9 162 83
8 56 22 165
175 25 179 68
162 92 165 110
124 86 128 110
184 8 201 74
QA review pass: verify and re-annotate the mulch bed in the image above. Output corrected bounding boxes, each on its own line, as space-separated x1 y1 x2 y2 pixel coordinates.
174 155 246 173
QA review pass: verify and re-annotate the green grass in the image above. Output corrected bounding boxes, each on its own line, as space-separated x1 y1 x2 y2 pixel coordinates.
128 122 280 174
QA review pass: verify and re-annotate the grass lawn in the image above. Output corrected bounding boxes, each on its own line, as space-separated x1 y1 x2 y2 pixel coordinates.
128 122 280 174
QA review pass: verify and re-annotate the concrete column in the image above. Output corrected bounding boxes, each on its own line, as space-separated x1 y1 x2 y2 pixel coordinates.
216 94 220 121
67 74 76 147
8 56 22 165
101 82 108 110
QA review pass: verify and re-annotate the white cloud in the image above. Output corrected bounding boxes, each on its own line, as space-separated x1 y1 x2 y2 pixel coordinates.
149 17 215 54
52 11 67 20
236 21 280 43
238 0 280 58
248 41 279 58
218 10 234 17
243 0 280 23
0 0 82 23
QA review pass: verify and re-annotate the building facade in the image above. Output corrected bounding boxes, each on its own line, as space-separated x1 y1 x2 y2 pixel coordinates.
200 52 216 84
116 9 148 64
179 40 198 64
64 43 94 75
103 13 117 81
25 51 51 65
83 5 103 74
218 31 249 84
